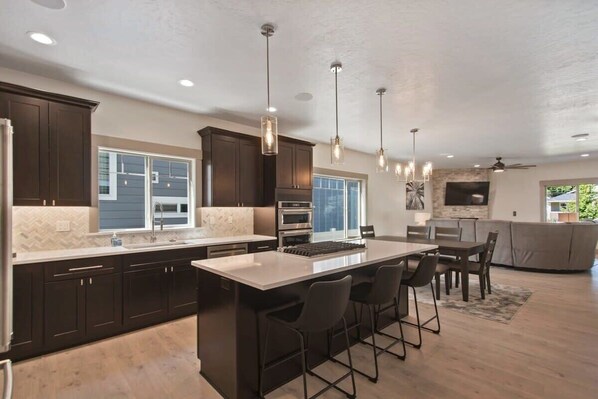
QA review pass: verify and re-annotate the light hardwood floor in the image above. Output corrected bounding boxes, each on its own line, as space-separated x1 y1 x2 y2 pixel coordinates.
5 266 598 399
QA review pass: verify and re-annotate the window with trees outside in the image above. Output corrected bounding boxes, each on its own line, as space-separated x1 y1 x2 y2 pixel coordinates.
98 149 194 231
544 182 598 223
312 175 365 241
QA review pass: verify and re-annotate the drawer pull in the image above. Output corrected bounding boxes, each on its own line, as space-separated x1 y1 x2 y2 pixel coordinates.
256 246 271 250
68 265 103 272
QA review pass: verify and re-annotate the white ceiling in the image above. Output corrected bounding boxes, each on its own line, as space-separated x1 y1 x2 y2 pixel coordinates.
1 0 597 168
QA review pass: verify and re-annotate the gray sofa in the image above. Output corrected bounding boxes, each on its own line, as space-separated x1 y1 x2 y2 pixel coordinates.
426 218 598 271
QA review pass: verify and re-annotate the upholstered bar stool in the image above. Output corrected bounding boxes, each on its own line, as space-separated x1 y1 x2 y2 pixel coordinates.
259 275 356 399
329 263 406 383
400 254 441 349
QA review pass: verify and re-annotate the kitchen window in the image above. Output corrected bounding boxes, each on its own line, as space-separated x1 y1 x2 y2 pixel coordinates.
98 148 194 231
313 174 365 241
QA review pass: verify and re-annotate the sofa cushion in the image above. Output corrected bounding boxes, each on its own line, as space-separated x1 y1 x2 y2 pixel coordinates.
569 224 598 270
511 222 573 270
475 220 513 266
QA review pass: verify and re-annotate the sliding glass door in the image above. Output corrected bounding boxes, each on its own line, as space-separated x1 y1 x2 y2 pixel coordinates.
313 175 363 241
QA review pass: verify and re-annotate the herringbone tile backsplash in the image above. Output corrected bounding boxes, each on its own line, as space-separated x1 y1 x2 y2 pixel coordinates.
13 207 254 253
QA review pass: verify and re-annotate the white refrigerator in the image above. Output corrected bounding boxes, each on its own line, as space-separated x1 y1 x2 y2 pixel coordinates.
0 118 13 399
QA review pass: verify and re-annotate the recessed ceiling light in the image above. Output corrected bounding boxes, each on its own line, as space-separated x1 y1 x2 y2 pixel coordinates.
266 106 277 112
446 155 454 158
474 164 480 168
178 79 194 87
581 153 590 157
572 133 589 142
27 31 56 45
31 0 67 10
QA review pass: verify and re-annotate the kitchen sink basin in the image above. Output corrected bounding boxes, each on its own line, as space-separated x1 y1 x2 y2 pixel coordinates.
123 240 194 249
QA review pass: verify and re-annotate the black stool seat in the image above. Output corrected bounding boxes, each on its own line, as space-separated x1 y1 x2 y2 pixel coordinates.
260 275 357 399
400 254 441 349
330 263 407 384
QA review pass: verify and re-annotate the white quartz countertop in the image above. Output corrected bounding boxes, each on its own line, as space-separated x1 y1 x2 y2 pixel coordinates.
191 239 437 290
13 235 277 265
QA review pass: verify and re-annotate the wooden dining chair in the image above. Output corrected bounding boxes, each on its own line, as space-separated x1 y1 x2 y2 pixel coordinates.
433 227 462 299
360 225 376 238
406 225 431 239
449 231 498 299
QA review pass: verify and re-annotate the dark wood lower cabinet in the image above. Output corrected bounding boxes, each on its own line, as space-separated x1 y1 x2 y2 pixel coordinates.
86 274 123 338
169 263 198 318
44 278 86 349
123 267 170 329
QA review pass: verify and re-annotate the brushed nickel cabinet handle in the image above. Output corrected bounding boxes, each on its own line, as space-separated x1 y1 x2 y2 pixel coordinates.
164 267 167 273
52 200 56 206
170 266 173 272
256 246 270 249
43 199 46 206
68 265 103 272
80 279 83 286
89 277 92 285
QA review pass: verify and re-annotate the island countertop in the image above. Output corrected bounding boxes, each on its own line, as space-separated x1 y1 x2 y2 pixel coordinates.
191 239 437 290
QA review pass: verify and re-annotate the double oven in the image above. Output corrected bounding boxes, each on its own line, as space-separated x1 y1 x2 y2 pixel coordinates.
277 201 313 247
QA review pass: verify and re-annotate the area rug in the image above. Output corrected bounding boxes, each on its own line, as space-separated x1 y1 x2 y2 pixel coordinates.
412 278 533 324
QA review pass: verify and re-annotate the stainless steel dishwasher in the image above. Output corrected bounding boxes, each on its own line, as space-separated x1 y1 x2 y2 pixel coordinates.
206 243 248 259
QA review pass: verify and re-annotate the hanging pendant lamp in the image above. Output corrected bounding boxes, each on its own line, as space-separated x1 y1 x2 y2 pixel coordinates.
260 24 278 155
395 128 433 182
330 62 345 164
375 88 388 172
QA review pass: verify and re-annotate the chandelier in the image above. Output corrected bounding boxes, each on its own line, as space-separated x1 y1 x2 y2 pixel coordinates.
395 128 433 182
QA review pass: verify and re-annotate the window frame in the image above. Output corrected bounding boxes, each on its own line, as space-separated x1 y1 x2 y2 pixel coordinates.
98 146 195 232
540 178 598 222
98 151 118 201
312 171 367 242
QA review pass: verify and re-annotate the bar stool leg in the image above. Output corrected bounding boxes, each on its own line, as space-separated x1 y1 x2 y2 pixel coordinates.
367 305 380 383
259 323 271 399
296 330 309 399
341 317 357 399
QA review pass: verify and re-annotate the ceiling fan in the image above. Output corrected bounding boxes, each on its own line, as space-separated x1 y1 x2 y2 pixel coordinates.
488 157 536 173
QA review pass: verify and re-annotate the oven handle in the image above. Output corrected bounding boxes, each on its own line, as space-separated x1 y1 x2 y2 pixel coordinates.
279 208 313 213
279 229 313 237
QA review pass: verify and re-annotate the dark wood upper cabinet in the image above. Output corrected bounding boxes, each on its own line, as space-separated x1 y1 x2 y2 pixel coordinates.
0 82 98 206
294 143 313 190
199 127 263 207
275 141 295 189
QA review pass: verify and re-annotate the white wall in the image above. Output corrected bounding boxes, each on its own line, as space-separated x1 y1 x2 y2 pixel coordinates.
313 144 433 236
489 158 598 222
0 67 261 147
2 67 421 235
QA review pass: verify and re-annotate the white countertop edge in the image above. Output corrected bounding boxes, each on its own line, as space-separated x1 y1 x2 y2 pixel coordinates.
13 235 277 265
191 243 438 291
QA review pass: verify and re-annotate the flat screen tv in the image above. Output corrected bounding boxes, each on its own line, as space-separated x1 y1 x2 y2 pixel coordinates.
444 182 490 206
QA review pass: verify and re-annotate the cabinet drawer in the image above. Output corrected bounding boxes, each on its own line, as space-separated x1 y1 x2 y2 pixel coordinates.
123 247 207 272
249 240 278 253
44 256 122 282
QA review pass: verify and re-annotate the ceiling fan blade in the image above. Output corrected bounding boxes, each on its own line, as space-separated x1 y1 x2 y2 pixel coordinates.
506 163 523 167
505 165 536 169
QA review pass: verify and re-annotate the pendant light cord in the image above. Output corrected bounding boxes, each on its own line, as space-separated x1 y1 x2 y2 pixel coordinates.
266 31 271 111
379 92 383 149
335 68 339 139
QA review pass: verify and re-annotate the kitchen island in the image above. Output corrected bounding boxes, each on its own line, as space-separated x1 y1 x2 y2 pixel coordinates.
191 239 437 399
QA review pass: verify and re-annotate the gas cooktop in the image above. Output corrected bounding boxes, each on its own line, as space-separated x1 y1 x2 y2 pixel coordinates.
281 241 366 257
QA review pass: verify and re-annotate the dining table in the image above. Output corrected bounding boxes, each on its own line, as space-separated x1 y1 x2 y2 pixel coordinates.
372 235 487 302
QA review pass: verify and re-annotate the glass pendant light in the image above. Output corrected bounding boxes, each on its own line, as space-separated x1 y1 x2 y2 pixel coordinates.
375 88 388 172
260 24 278 155
395 128 433 182
330 62 344 164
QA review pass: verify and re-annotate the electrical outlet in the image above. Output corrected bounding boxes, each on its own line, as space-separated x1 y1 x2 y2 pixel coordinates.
513 211 517 217
56 220 71 232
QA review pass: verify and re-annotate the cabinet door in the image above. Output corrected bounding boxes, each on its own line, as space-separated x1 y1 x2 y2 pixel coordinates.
238 137 263 206
5 265 43 360
123 267 169 329
294 144 313 189
86 274 123 339
0 92 49 205
44 278 86 349
49 102 91 206
168 262 198 318
211 134 239 206
276 141 295 189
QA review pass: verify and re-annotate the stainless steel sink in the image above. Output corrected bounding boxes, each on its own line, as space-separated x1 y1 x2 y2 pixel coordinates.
123 240 193 249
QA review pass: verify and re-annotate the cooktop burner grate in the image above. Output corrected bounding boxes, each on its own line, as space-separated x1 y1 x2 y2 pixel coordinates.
281 241 366 257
